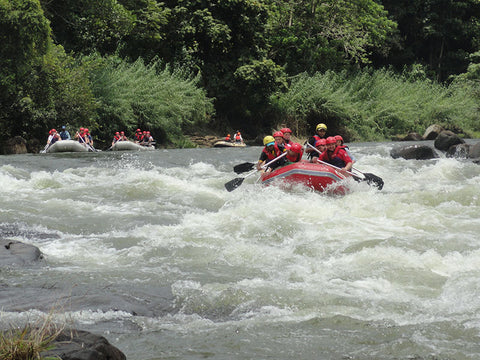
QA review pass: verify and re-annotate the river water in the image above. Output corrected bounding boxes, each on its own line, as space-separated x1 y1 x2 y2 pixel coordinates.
1 141 479 360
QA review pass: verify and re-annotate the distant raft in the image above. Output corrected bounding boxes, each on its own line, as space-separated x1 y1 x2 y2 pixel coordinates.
213 140 246 148
45 140 89 153
111 141 155 151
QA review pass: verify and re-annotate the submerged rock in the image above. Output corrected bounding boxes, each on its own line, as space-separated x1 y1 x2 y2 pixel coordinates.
0 239 44 267
390 145 439 160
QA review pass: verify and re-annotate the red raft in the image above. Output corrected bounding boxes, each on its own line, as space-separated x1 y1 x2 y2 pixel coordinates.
260 160 352 194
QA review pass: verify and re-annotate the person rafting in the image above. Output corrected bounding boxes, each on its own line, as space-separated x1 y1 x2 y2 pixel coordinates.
225 134 231 142
306 123 328 159
111 132 121 146
142 131 154 146
273 130 286 150
46 129 61 146
234 131 243 144
281 128 293 148
59 125 71 140
257 135 286 172
310 138 326 163
335 135 356 163
317 136 353 171
285 142 303 163
119 131 128 141
134 129 143 143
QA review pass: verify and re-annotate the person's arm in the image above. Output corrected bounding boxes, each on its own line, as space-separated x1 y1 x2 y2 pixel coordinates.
339 150 353 171
305 137 315 153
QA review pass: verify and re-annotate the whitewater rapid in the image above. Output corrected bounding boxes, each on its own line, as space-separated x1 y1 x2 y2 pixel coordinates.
1 142 480 360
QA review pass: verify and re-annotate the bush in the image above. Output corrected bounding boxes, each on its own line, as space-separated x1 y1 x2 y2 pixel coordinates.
272 68 480 140
88 55 214 144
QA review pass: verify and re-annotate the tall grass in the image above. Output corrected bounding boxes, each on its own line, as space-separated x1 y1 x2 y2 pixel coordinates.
273 69 480 140
0 312 64 360
88 55 214 144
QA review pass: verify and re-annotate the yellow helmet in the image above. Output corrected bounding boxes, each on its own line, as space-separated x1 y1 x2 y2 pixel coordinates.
263 135 275 146
316 123 327 131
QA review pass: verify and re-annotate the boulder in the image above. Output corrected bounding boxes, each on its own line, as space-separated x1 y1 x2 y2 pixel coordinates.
2 136 27 154
41 329 126 360
423 124 444 140
434 130 464 151
469 141 480 159
0 239 44 267
390 144 439 160
446 143 470 158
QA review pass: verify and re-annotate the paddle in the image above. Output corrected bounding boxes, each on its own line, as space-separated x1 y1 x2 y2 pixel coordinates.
305 142 384 190
233 162 255 174
225 152 287 192
77 132 97 152
40 143 50 154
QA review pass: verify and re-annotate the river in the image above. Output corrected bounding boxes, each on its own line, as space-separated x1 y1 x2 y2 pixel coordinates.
1 141 480 360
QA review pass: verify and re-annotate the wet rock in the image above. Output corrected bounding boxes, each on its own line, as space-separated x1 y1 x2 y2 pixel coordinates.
446 143 470 158
469 142 480 159
41 329 126 360
2 136 27 155
434 130 464 151
390 145 439 160
0 239 44 267
423 124 445 140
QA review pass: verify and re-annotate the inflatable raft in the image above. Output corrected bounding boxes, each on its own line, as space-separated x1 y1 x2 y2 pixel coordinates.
261 160 352 194
111 141 155 151
45 140 89 153
213 141 246 148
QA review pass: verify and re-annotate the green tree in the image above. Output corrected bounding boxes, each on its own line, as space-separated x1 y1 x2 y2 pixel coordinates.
266 0 397 75
377 0 480 81
0 0 52 140
118 0 171 62
41 0 135 55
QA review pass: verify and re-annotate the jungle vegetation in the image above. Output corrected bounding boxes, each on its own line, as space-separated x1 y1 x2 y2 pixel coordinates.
1 0 480 148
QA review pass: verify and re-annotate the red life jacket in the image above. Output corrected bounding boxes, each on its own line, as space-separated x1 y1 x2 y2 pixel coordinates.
262 144 282 161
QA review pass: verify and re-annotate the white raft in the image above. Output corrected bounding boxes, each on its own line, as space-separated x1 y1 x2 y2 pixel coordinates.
111 141 155 151
213 140 246 148
45 140 89 153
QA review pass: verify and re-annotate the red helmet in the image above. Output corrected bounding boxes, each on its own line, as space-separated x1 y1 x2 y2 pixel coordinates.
273 131 284 138
120 131 125 135
334 135 344 142
290 142 302 154
51 129 56 133
315 139 326 147
146 131 150 134
136 129 141 132
80 127 84 131
280 127 292 134
115 132 120 135
326 136 336 145
84 128 89 132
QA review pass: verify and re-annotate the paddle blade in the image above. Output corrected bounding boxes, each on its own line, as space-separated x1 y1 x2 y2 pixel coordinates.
233 162 255 174
363 173 384 190
224 177 245 192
